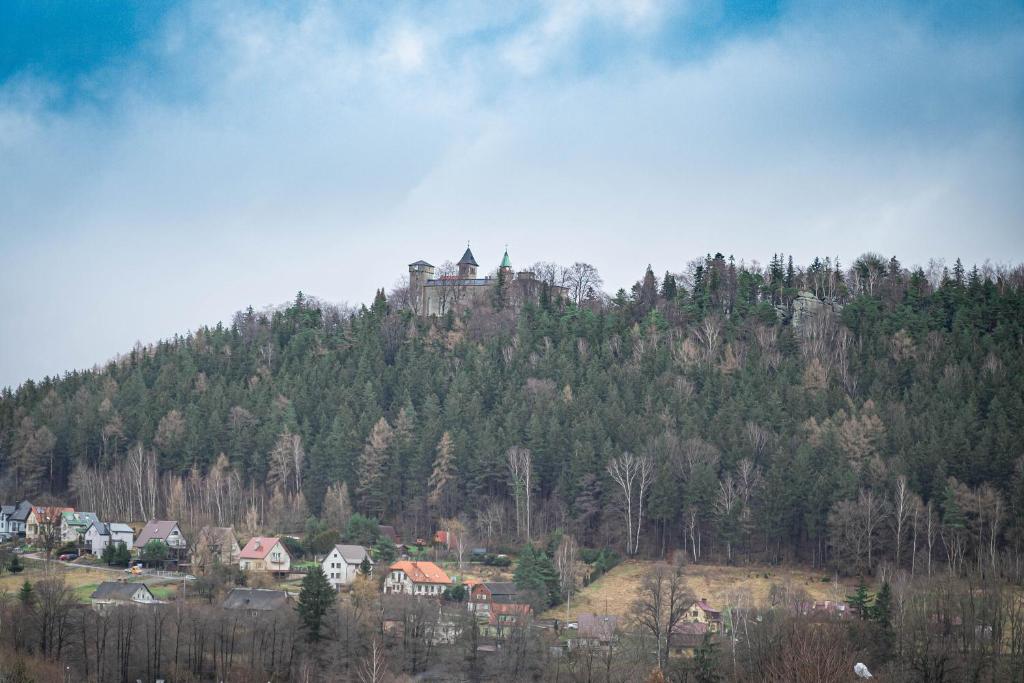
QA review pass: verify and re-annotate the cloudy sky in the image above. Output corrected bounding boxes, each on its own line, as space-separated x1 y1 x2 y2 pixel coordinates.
1 0 1023 388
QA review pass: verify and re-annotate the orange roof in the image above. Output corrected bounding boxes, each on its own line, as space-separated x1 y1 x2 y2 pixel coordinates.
240 537 286 560
388 561 452 585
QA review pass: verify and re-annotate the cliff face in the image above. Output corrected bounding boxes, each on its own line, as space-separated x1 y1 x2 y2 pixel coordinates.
776 290 844 330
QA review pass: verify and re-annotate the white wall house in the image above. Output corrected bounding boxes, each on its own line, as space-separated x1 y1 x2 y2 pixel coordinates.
136 520 187 550
90 582 156 611
322 544 372 590
0 501 33 539
85 522 135 555
61 512 100 543
383 561 451 596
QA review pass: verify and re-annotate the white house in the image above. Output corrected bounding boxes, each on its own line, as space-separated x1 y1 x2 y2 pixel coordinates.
85 522 135 555
322 544 372 590
383 561 452 596
0 500 33 539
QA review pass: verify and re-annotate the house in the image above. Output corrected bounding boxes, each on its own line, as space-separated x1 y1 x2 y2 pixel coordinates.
60 512 101 544
222 587 292 614
90 581 156 611
469 582 528 615
25 506 73 541
571 613 621 649
684 598 723 633
84 522 134 556
136 520 187 551
239 537 291 573
383 561 452 596
322 544 372 590
191 526 241 572
1 500 33 539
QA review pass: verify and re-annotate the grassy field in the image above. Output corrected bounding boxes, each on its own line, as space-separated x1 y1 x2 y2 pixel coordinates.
0 560 178 604
543 560 857 621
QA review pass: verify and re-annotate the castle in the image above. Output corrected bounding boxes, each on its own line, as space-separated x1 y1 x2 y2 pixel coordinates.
408 246 566 316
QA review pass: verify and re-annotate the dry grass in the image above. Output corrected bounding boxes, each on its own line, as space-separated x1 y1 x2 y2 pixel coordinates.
543 560 856 621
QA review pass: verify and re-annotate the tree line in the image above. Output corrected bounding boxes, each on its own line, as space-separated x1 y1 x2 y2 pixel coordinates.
1 252 1023 579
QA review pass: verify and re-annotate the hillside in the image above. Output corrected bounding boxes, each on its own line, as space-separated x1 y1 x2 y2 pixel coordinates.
2 254 1023 579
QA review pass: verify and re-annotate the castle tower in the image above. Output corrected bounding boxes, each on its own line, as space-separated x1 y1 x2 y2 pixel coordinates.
408 260 434 315
457 246 479 278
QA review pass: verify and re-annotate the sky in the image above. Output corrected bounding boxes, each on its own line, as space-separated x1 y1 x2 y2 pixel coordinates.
1 0 1023 389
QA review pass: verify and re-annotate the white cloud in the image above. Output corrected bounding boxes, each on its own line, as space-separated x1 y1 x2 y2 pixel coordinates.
0 0 1022 387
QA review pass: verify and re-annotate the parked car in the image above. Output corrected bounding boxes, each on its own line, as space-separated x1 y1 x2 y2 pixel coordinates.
58 552 78 561
125 563 143 575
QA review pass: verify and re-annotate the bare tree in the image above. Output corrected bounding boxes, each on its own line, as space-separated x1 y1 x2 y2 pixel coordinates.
893 475 913 570
631 562 692 671
607 452 654 556
565 262 603 305
358 638 392 683
507 447 533 542
555 534 580 621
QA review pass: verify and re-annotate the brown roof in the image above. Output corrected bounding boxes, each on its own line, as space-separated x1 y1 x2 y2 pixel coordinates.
389 561 451 585
239 537 285 560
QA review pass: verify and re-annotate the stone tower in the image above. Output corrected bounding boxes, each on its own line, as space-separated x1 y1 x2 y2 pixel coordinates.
457 246 478 278
408 260 434 314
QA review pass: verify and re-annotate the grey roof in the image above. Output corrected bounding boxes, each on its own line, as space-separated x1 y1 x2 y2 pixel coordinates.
457 247 478 267
409 260 434 268
10 500 33 522
0 505 14 517
65 512 100 530
334 544 372 565
222 588 291 611
91 582 153 602
482 582 520 596
108 523 133 534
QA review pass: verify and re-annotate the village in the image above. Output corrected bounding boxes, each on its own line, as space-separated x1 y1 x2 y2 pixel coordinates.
0 496 832 668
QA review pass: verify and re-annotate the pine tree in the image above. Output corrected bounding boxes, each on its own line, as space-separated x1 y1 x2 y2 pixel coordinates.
693 631 721 683
18 580 33 606
297 567 335 642
871 581 892 626
7 554 24 574
357 417 393 518
846 578 873 620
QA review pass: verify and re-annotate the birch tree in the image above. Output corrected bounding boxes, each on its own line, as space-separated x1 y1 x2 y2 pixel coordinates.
607 452 654 556
507 447 532 542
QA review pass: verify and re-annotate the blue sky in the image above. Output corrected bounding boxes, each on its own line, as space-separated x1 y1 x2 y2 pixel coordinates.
1 0 1023 388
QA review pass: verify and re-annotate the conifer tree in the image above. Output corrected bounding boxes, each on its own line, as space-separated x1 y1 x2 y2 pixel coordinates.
357 417 393 518
297 567 335 642
846 578 873 620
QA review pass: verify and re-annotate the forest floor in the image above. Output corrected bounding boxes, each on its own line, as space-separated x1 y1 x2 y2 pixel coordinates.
542 560 857 622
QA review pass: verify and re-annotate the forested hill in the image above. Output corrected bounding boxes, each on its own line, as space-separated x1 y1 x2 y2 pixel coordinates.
2 254 1024 573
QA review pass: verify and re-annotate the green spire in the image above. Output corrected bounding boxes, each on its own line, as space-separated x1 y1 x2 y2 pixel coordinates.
500 249 512 269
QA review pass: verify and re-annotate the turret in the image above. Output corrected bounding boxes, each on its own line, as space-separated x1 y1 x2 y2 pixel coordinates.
499 248 513 278
457 246 479 279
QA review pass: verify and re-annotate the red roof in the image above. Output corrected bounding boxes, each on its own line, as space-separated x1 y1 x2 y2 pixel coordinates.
388 561 452 585
240 537 286 560
696 599 721 616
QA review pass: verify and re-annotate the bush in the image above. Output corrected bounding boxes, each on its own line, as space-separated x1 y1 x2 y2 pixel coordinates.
344 514 380 546
483 554 511 567
280 536 304 560
443 583 467 601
